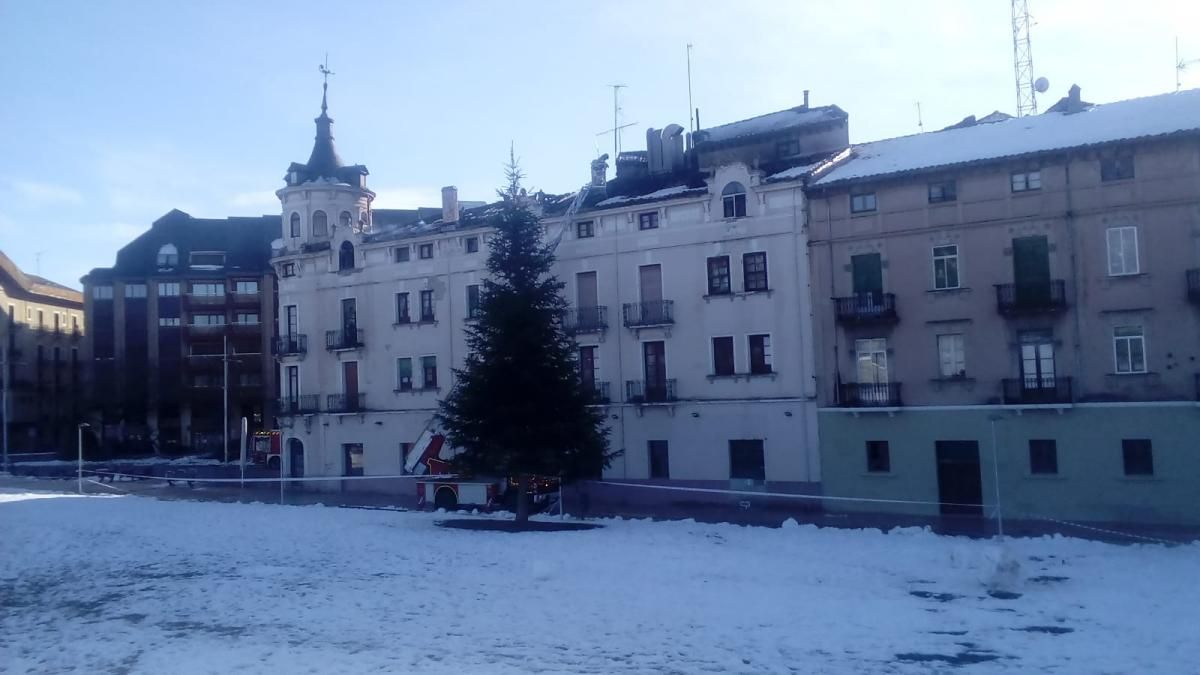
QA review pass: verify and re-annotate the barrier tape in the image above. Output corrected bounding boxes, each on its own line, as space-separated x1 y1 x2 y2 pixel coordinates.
80 469 458 485
590 480 988 509
1014 512 1185 546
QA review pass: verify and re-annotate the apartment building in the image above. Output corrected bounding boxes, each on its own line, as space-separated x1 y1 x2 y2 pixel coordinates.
272 86 846 494
0 251 85 453
81 210 279 455
806 86 1200 525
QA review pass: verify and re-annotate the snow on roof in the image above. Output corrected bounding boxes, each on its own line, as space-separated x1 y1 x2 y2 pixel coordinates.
764 161 825 183
696 105 846 144
594 185 707 207
814 88 1200 186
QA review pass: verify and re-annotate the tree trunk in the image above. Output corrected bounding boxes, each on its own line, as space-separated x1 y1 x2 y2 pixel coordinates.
515 473 531 524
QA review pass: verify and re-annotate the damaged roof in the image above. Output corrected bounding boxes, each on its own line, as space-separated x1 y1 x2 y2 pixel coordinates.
694 104 848 146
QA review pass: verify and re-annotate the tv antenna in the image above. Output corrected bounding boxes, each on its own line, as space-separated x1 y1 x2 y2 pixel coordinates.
915 101 924 132
1177 37 1200 91
597 85 636 158
687 44 696 133
1011 0 1038 116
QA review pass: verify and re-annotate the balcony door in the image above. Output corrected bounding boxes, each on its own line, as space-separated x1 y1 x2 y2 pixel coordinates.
577 271 598 309
1013 236 1050 305
285 305 298 337
341 298 357 336
1019 331 1056 390
643 341 666 398
851 253 883 312
286 365 298 400
579 345 598 391
855 338 889 404
343 361 359 405
639 264 663 323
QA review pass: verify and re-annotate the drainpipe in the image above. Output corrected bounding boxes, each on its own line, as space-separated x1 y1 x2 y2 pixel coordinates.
612 212 628 479
1064 159 1083 399
824 192 841 404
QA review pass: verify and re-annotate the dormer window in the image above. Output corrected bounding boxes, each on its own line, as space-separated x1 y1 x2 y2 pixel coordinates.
312 210 328 237
190 251 225 268
722 182 747 219
775 138 800 158
289 212 301 237
156 244 178 269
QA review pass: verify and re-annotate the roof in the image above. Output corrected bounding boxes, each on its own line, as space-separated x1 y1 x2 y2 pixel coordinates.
0 250 83 306
693 104 848 146
83 209 280 282
286 86 368 185
814 88 1200 187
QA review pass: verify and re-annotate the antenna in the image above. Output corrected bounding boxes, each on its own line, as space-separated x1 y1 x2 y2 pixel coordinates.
598 85 634 158
916 101 924 132
1177 37 1200 91
34 251 45 276
691 44 700 133
1011 0 1038 116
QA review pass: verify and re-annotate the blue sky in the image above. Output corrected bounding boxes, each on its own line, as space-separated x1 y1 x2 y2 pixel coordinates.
1 0 1198 289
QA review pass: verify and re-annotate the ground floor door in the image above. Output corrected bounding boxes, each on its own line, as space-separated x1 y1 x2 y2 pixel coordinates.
934 440 982 516
288 438 304 478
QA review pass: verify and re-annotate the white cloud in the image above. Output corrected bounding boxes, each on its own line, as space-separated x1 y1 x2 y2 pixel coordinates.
372 186 442 209
9 180 83 204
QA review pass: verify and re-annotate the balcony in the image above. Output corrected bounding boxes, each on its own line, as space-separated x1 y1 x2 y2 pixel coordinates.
186 322 228 336
277 394 320 416
230 321 262 335
565 306 608 334
1002 377 1072 405
622 300 674 328
625 379 677 404
585 380 610 404
185 293 227 307
326 392 366 413
838 382 902 408
235 373 264 388
834 293 898 326
1188 269 1200 305
229 292 261 306
326 328 364 351
272 334 308 357
995 281 1067 317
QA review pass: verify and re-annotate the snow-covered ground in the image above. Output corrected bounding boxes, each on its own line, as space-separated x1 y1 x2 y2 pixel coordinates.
2 488 1197 674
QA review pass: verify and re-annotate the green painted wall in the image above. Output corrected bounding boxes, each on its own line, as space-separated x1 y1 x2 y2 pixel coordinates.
819 405 1200 525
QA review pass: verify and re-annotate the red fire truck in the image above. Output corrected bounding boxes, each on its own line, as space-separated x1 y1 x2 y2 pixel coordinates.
250 430 282 469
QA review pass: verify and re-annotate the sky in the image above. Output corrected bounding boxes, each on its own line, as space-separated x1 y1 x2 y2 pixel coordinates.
1 0 1198 289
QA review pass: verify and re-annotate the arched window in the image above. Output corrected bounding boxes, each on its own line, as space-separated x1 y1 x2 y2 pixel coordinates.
722 182 747 219
289 212 301 237
312 210 328 237
156 244 178 268
339 211 352 229
338 240 355 271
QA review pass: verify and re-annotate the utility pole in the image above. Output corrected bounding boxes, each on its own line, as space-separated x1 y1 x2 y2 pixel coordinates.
686 44 695 134
223 334 230 463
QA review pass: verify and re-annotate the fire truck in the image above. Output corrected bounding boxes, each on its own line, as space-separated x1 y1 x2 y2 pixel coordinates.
250 430 282 469
406 429 558 512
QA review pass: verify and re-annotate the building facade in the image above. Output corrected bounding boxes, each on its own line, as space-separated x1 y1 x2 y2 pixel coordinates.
807 87 1200 525
0 251 86 454
272 88 845 494
81 210 279 455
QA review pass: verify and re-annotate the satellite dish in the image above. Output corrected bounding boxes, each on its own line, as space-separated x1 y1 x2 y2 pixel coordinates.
1034 77 1050 93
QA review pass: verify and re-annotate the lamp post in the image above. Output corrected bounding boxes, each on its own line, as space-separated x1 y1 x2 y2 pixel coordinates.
77 422 90 494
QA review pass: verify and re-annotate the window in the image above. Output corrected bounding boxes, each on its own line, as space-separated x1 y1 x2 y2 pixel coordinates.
418 243 434 259
1011 170 1042 192
157 282 180 297
706 256 731 295
850 192 877 213
1029 439 1058 475
289 213 301 237
124 284 146 299
748 334 772 374
93 286 113 300
189 251 225 267
1101 155 1135 182
937 333 966 378
578 345 600 389
395 293 410 323
158 317 181 327
281 262 296 278
338 241 355 271
284 305 298 336
235 312 259 325
648 440 670 479
339 211 352 229
1113 326 1146 374
1122 439 1153 476
465 236 479 254
190 282 225 296
312 211 328 237
396 358 413 391
722 182 747 218
421 356 437 389
466 285 481 319
775 138 800 158
235 280 259 294
343 443 364 477
156 244 178 268
576 220 594 239
71 315 79 331
932 245 960 290
712 336 735 376
393 246 410 263
638 211 659 230
1106 226 1139 276
191 314 225 326
743 252 768 292
419 290 435 321
729 439 766 482
928 180 957 203
866 440 890 473
285 365 299 399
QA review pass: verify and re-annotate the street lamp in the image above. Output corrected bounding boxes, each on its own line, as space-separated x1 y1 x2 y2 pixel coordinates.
77 422 90 495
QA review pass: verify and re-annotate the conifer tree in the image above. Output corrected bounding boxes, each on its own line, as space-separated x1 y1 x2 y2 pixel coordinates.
437 156 612 523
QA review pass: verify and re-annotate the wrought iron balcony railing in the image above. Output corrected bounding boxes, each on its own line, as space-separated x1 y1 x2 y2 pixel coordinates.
838 382 902 407
834 293 898 325
625 379 677 404
995 280 1067 316
325 328 364 350
1001 377 1072 405
622 300 674 328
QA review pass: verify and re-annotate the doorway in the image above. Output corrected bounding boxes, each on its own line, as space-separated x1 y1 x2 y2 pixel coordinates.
1012 236 1050 305
343 361 359 408
643 341 666 401
288 438 305 478
935 441 983 516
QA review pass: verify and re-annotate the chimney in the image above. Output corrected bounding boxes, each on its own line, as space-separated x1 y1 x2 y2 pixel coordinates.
1068 84 1081 112
803 89 810 109
590 154 609 187
441 186 459 223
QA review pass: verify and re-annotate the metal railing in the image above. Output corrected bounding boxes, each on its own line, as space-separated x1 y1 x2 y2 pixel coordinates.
185 293 227 306
326 392 366 413
272 334 307 356
585 380 610 404
625 379 677 404
995 280 1067 316
838 382 902 407
566 306 608 333
1001 377 1072 404
622 300 674 328
276 394 320 415
834 293 898 324
325 328 364 350
229 292 260 305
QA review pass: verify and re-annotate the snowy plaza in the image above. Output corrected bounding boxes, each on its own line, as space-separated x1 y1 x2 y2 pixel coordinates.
2 486 1197 674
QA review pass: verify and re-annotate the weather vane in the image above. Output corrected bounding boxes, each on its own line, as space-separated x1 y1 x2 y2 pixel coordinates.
319 53 334 86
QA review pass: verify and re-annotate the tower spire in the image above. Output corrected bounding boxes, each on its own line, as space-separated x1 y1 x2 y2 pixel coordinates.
305 55 343 178
319 54 333 115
